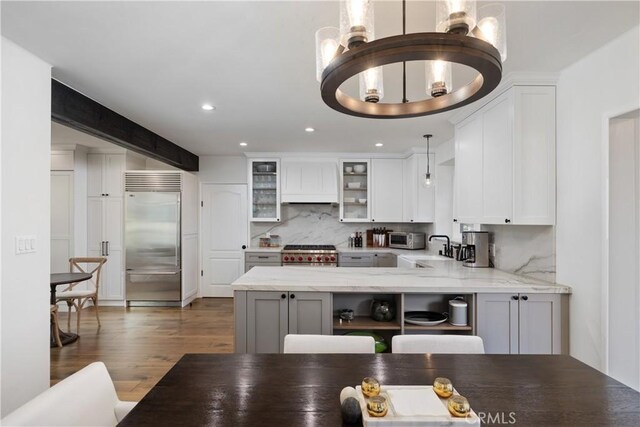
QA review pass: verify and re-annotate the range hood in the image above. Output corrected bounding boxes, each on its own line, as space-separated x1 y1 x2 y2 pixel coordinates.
280 159 339 204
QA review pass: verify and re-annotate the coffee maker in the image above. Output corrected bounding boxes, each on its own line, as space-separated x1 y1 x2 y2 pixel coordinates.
461 231 490 268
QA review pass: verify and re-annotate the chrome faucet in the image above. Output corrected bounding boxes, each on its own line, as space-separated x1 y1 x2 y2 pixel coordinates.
429 235 453 258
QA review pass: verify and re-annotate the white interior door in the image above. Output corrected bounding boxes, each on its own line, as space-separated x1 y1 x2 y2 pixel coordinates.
51 171 74 273
608 110 640 391
201 184 248 297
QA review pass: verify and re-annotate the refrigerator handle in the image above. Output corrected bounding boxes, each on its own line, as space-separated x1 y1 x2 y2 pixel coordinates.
101 241 105 257
106 241 110 257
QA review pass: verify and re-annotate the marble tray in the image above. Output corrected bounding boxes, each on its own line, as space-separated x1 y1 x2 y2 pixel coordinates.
356 385 480 427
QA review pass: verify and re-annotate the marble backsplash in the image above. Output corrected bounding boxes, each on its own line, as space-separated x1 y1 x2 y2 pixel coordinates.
251 204 431 247
482 224 556 282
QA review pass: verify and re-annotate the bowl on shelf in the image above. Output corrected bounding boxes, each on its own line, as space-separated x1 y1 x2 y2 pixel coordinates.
354 164 366 173
255 164 275 173
345 166 353 173
347 182 362 189
344 197 356 203
358 198 367 204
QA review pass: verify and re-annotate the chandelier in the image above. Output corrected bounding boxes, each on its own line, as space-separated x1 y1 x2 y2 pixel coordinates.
315 0 507 119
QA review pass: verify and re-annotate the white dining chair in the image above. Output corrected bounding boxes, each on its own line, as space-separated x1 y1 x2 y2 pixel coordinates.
1 362 137 426
391 335 485 354
283 334 376 354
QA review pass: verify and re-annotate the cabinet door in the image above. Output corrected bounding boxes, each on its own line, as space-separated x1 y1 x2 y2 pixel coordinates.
249 159 280 222
247 291 288 353
371 159 403 222
403 154 435 223
454 115 484 222
482 93 513 224
340 159 371 222
476 293 519 354
281 160 338 203
513 86 556 225
288 292 331 336
518 293 561 354
375 253 397 267
104 154 125 197
87 198 104 254
104 197 123 252
87 154 104 197
101 250 123 300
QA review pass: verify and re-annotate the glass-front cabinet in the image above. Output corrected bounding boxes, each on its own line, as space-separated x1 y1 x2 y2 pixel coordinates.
249 159 281 222
339 159 371 222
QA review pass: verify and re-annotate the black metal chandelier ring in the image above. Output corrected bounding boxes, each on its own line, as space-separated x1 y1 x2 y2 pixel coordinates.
320 32 503 119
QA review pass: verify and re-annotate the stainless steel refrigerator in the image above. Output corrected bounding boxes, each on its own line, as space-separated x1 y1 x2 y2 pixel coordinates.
125 191 181 305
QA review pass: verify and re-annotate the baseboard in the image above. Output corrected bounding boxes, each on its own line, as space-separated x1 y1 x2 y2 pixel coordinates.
200 285 233 298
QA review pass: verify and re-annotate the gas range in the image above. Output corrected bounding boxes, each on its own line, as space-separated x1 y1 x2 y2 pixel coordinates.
281 245 338 266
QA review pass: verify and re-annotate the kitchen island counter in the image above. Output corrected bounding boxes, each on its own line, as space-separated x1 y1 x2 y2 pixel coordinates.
232 261 572 294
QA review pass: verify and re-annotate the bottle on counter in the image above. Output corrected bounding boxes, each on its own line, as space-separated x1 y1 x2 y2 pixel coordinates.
349 233 356 248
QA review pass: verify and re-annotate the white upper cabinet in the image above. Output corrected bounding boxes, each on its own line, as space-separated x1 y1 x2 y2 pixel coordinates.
281 159 338 203
339 159 371 222
513 86 556 225
88 153 125 197
454 114 484 222
454 85 556 225
249 159 281 222
371 159 403 222
403 153 435 223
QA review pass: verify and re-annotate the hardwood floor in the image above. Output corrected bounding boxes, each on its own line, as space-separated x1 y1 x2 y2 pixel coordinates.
51 298 234 401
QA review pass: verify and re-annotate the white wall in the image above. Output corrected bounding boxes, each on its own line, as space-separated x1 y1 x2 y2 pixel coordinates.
1 37 52 415
556 26 640 372
145 157 178 170
198 156 247 183
73 145 88 257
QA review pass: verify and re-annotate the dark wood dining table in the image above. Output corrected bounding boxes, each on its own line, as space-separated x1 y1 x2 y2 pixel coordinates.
50 272 92 347
118 353 640 426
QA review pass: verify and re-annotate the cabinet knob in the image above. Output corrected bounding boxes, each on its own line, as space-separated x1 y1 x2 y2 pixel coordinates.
453 219 458 223
340 219 344 222
521 295 528 301
505 218 511 224
277 218 280 222
372 219 375 222
242 245 247 249
290 294 295 299
511 295 519 301
410 219 414 222
281 293 286 299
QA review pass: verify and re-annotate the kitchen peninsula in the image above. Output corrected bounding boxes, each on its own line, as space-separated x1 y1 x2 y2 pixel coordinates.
233 259 571 355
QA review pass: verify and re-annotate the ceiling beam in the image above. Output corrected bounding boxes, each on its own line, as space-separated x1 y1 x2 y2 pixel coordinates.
51 79 198 171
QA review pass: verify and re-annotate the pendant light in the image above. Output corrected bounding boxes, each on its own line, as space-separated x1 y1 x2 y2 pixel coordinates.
315 0 507 119
423 134 433 188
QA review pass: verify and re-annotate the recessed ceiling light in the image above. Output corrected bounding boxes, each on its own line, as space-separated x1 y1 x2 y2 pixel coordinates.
305 127 315 132
239 142 248 146
375 143 384 147
201 104 215 111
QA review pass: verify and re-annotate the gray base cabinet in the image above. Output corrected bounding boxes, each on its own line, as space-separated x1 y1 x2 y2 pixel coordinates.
476 293 566 354
244 252 281 273
339 252 397 267
236 291 331 353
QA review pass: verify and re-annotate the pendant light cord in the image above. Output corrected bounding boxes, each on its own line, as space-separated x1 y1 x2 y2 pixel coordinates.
402 0 408 104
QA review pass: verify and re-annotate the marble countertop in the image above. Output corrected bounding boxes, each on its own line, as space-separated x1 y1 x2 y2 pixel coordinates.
248 245 431 255
232 259 572 294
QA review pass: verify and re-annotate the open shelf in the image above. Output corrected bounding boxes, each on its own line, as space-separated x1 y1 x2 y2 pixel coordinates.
253 172 277 176
404 323 472 331
334 316 401 331
344 172 367 176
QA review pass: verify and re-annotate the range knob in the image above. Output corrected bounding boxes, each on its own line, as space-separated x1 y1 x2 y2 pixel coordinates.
307 256 312 261
297 256 303 261
317 256 322 261
330 256 336 261
325 256 330 261
283 256 289 261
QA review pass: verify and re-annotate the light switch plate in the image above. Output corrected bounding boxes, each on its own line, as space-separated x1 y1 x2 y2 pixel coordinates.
15 235 37 254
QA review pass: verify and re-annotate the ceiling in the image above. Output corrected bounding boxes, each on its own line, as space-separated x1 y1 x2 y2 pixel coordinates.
3 1 639 156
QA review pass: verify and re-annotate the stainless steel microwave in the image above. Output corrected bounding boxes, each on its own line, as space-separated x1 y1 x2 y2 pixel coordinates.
388 232 426 250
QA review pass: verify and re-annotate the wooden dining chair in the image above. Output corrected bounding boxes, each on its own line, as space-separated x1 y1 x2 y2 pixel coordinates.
50 304 62 348
56 257 107 333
